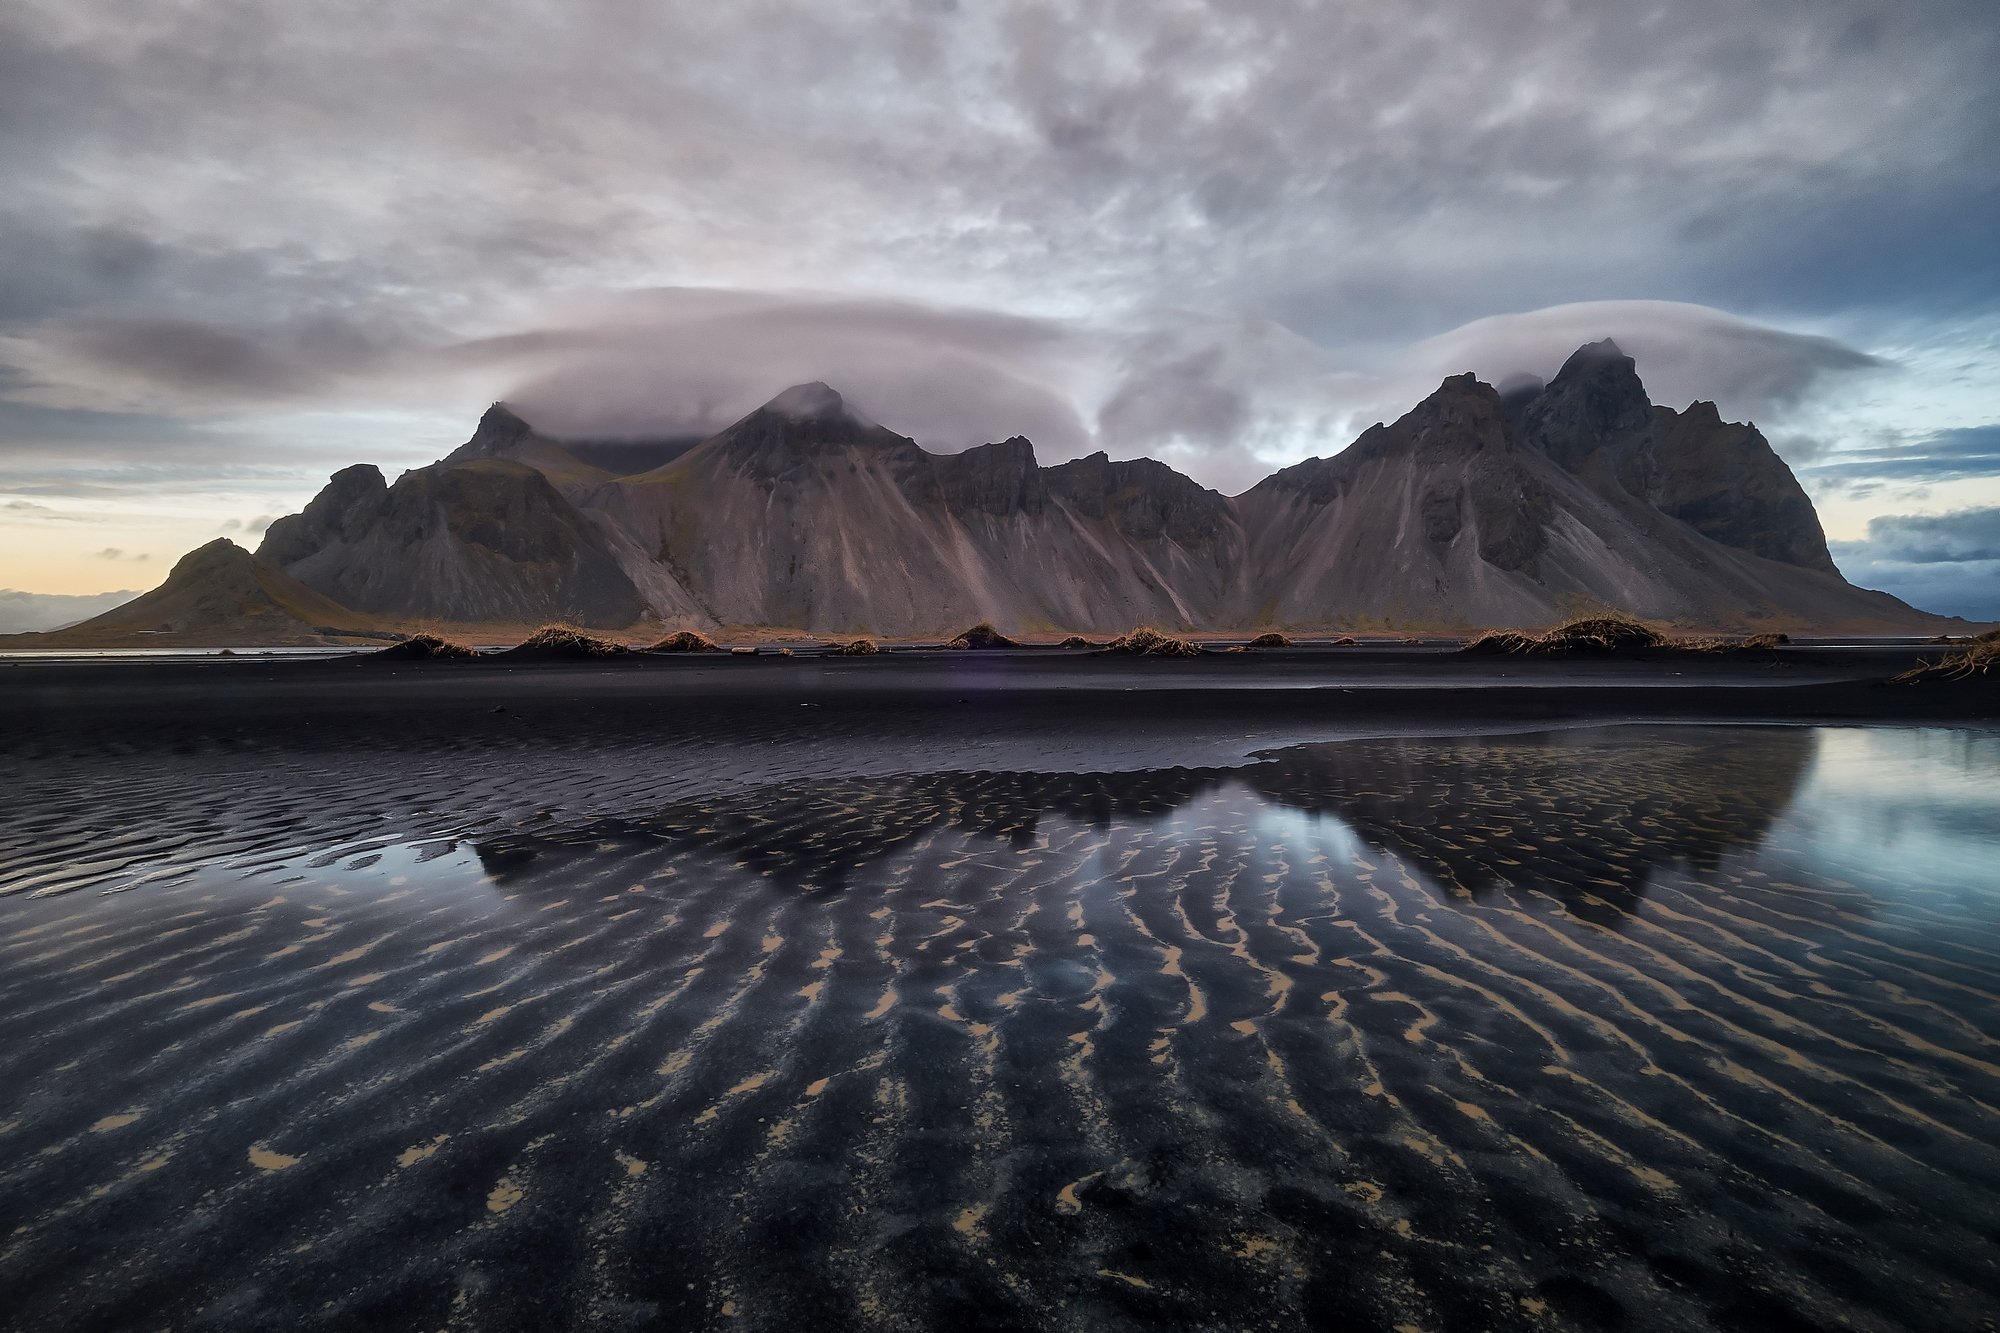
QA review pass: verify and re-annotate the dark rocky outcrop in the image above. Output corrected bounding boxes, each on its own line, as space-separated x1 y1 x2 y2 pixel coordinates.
1508 341 1835 574
945 622 1021 649
260 458 644 627
1044 452 1232 544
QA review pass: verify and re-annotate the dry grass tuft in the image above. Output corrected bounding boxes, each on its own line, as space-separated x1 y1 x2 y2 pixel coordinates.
1895 637 2000 684
500 623 629 659
1463 615 1666 656
1246 631 1292 647
1100 626 1203 657
373 632 479 661
650 629 721 653
945 622 1021 650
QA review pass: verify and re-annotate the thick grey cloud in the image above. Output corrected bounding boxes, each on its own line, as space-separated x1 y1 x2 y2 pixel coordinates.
1830 506 2000 622
468 289 1098 457
0 0 1996 574
1844 507 2000 565
4 1 1993 348
1801 427 2000 484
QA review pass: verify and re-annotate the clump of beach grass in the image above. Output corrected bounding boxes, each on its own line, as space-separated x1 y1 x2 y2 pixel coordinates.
945 622 1021 650
1100 626 1203 657
835 638 880 656
1466 617 1805 658
1894 635 1999 684
1462 615 1666 656
1246 631 1292 647
1056 635 1099 649
373 632 479 661
498 623 629 659
650 629 721 652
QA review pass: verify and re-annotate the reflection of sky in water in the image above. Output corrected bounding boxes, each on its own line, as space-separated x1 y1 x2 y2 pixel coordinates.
1778 727 2000 898
1249 795 1373 864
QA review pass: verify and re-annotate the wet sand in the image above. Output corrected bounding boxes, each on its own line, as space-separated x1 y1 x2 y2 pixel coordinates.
2 652 1997 1331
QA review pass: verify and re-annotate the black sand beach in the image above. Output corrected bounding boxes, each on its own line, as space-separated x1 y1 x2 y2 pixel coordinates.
3 648 1997 1331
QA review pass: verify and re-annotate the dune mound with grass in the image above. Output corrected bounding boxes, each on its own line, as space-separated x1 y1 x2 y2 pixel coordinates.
371 633 479 661
1465 617 1807 658
834 638 880 656
1895 635 1999 685
1056 635 1099 649
651 629 721 653
1331 636 1359 646
497 624 629 660
1247 631 1292 647
1463 616 1667 656
1100 626 1203 657
945 622 1021 649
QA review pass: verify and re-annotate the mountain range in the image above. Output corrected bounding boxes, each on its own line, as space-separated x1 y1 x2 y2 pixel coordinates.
14 340 1950 645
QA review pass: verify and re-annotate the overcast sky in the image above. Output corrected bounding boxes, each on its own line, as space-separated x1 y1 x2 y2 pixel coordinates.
2 0 1996 617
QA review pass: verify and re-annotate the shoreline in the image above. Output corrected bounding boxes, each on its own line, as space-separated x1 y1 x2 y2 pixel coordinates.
4 647 1992 759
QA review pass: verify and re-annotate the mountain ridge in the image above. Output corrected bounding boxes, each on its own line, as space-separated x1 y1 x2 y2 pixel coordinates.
17 343 1958 644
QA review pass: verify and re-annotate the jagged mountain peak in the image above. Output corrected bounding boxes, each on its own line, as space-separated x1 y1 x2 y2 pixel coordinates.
468 401 536 448
1556 337 1631 373
760 381 873 426
1523 337 1654 469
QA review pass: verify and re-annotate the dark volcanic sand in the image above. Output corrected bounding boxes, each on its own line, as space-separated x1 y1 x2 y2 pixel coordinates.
1 651 1997 1332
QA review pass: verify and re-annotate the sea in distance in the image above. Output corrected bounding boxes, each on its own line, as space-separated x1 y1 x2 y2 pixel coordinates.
2 720 1997 1331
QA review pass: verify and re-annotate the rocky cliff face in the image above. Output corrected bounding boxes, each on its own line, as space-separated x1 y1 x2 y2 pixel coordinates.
259 457 645 626
1511 340 1836 573
187 345 1944 636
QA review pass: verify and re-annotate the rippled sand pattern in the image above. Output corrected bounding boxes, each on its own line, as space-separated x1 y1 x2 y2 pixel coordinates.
3 727 1998 1331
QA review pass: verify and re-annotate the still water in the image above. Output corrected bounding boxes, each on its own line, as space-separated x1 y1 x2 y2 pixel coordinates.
2 725 1997 1331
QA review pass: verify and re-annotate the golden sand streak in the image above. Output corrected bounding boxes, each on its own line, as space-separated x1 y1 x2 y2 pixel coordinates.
248 1145 299 1171
1055 1171 1102 1214
804 1077 830 1097
614 1151 647 1177
1098 1270 1153 1289
89 1112 141 1133
1159 945 1207 1024
486 1176 523 1213
396 1136 447 1167
1487 890 1969 1157
952 1203 989 1241
322 937 388 968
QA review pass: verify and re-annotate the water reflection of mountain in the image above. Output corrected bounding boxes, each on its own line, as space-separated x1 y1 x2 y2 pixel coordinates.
1249 728 1818 924
473 727 1817 919
472 766 1240 892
